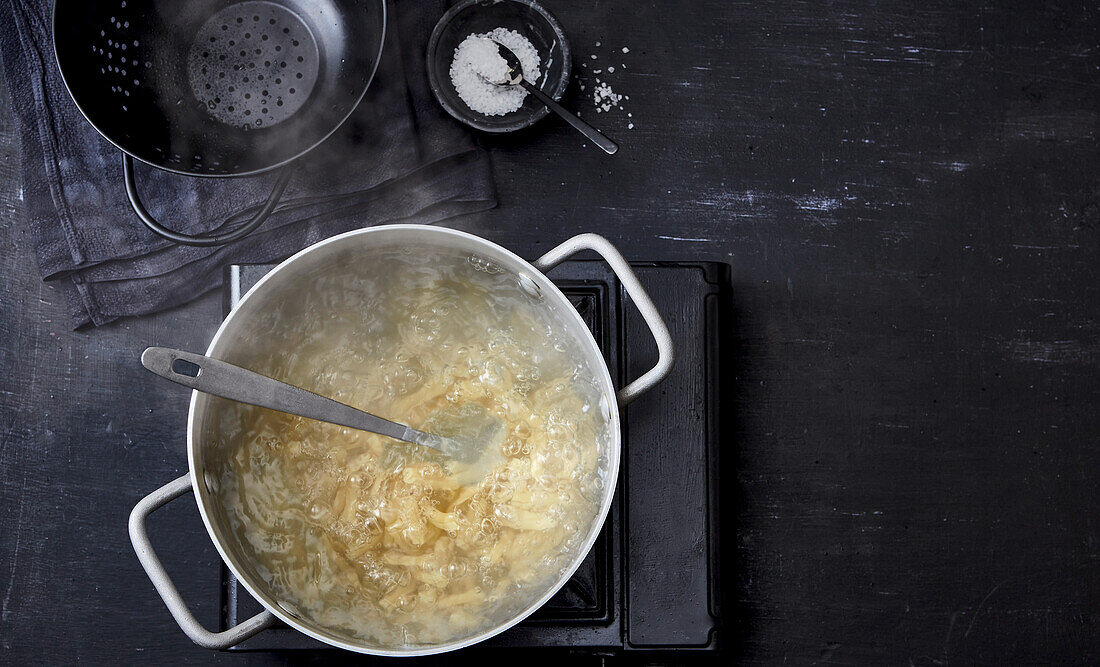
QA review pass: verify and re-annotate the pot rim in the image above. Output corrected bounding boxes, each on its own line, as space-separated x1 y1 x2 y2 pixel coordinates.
185 224 622 655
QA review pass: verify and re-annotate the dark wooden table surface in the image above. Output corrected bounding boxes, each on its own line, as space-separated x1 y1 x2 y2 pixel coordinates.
2 1 1098 664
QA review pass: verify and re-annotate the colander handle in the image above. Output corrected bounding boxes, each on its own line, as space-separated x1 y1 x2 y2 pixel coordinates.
129 474 277 649
122 154 294 247
534 233 675 406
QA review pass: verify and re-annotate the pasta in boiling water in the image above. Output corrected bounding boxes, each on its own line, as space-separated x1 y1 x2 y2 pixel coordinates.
203 247 612 648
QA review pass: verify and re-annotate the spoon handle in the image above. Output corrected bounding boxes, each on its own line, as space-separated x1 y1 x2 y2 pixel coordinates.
140 346 433 447
521 80 618 155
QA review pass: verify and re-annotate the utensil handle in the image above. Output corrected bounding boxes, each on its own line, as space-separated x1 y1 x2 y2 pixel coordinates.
129 475 277 649
534 234 673 406
520 81 618 155
140 347 411 442
122 154 294 247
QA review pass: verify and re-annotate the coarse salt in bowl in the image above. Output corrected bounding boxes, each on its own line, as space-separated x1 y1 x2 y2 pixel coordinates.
427 0 571 133
450 29 542 117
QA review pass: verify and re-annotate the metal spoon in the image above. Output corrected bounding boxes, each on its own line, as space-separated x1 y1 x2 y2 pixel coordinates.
482 39 618 155
140 347 504 468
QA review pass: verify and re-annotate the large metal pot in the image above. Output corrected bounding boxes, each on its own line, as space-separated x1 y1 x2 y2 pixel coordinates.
128 226 673 654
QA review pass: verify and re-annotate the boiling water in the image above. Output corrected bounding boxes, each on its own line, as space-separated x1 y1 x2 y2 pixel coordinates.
203 246 612 648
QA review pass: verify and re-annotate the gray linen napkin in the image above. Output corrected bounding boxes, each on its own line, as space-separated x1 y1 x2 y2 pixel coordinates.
0 0 496 327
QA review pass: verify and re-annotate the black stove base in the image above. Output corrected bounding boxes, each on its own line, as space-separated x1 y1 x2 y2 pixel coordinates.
219 260 732 658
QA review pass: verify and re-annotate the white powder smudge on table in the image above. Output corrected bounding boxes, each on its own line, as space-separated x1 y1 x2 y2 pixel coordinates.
450 28 541 116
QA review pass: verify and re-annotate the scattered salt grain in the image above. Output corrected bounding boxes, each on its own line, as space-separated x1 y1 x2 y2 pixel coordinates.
592 81 623 113
582 44 634 130
449 28 541 116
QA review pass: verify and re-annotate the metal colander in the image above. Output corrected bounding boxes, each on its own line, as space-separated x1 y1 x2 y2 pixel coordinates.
54 0 386 245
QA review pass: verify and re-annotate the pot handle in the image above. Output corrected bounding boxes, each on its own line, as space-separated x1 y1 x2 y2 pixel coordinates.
128 474 277 649
534 233 674 406
123 154 295 247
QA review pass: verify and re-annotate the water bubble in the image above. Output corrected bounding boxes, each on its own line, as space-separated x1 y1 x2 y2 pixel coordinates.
446 559 469 579
502 439 524 457
308 502 328 521
479 517 499 537
485 476 514 503
362 515 384 540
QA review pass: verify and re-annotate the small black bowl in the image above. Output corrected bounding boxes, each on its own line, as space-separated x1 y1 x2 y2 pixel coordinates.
426 0 571 133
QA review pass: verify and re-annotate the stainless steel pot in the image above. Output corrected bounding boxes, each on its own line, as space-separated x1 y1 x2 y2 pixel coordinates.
128 226 673 654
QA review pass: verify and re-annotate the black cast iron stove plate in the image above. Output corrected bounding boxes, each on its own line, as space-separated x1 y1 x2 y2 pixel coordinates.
218 260 731 657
